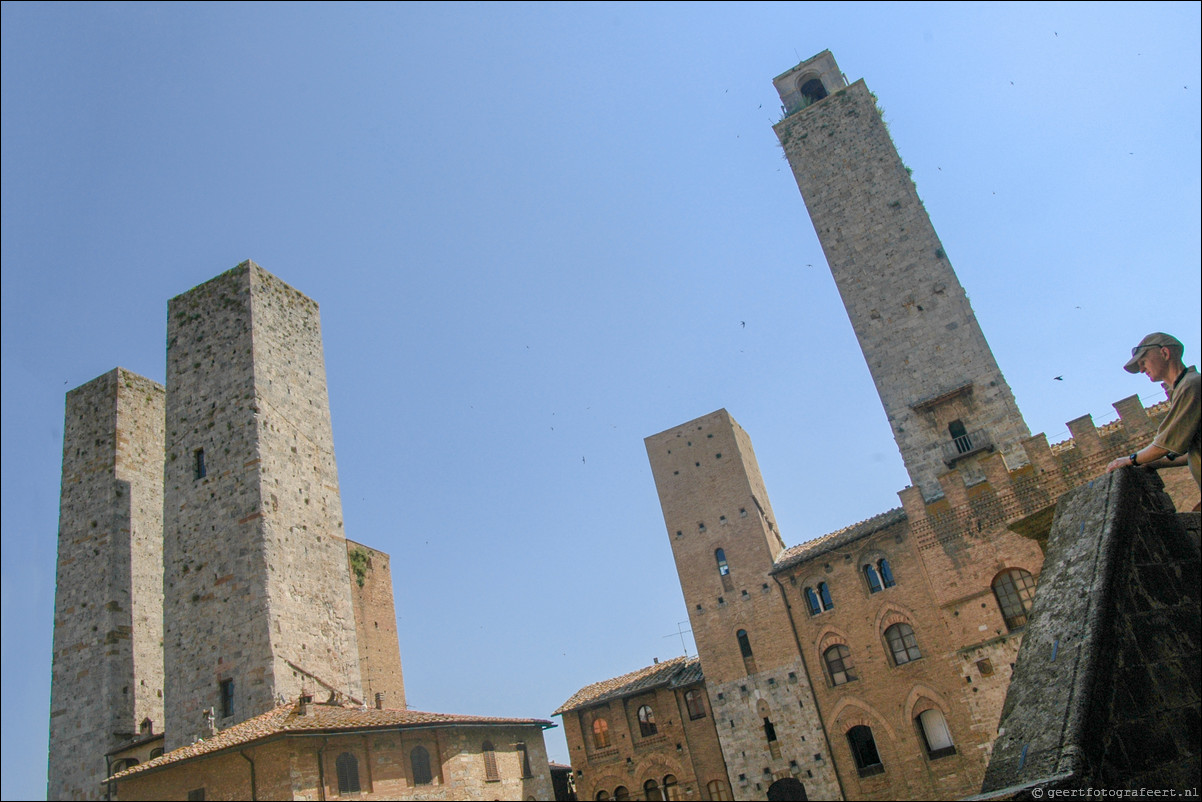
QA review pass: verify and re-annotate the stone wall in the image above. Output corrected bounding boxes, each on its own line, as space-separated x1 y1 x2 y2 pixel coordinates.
48 368 164 800
347 539 407 710
162 261 362 750
981 468 1200 796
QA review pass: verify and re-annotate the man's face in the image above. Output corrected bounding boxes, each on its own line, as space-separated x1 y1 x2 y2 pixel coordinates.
1137 345 1171 382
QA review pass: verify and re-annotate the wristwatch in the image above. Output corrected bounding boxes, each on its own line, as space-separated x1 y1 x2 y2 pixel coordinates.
1128 453 1139 466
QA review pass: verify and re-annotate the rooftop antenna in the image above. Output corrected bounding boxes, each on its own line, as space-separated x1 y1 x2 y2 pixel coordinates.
662 620 693 657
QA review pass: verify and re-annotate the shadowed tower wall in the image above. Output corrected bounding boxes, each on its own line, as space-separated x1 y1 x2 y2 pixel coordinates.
162 261 362 750
48 368 165 800
646 410 842 801
772 51 1029 501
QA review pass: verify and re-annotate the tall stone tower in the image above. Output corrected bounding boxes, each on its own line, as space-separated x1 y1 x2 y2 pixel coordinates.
162 261 362 750
646 410 842 801
772 51 1029 501
48 368 165 800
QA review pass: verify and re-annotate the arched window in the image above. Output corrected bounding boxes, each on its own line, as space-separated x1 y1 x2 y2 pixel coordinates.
644 778 663 802
685 689 707 720
613 786 631 801
336 752 361 793
410 745 432 785
917 709 956 759
864 564 883 593
823 644 856 686
482 740 499 781
148 748 164 760
737 629 753 658
663 774 680 801
846 725 883 777
715 548 730 576
878 558 896 588
595 792 611 801
799 78 828 106
818 582 834 610
592 717 611 749
993 568 1037 630
707 779 732 801
804 587 821 616
637 704 658 737
885 623 921 665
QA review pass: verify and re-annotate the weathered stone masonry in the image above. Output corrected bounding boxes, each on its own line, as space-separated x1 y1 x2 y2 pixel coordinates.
48 368 165 801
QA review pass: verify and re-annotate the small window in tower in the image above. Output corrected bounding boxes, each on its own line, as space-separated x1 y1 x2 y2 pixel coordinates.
194 448 206 480
737 629 754 658
638 705 658 737
218 678 234 719
715 549 730 576
949 420 973 454
685 689 707 720
517 742 532 778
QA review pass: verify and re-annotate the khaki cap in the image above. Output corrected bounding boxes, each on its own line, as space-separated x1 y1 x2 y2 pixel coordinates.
1124 332 1183 373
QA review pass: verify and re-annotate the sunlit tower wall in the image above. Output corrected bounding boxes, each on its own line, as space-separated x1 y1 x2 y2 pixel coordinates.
646 410 843 801
772 51 1029 501
162 261 362 750
48 368 165 800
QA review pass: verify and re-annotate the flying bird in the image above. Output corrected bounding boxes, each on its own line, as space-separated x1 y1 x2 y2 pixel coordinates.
1054 376 1064 381
740 321 746 328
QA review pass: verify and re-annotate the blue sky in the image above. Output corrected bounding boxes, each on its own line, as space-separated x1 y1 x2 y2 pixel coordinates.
3 2 1199 798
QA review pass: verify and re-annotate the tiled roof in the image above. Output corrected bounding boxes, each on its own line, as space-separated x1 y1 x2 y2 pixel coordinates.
554 656 702 715
771 507 907 574
107 701 553 782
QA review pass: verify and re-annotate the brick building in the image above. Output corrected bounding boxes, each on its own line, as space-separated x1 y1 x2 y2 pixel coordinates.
559 51 1199 801
554 657 731 802
48 262 554 800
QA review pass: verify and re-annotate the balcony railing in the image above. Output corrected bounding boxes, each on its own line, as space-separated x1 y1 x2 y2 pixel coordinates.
941 429 994 467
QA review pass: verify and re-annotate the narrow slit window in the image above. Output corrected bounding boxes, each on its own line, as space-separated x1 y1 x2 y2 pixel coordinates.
715 548 730 576
194 448 206 480
482 740 499 781
218 678 234 719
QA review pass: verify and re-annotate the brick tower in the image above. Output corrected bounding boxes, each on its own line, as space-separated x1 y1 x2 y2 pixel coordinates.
162 261 363 750
48 368 165 800
645 410 842 801
772 51 1029 501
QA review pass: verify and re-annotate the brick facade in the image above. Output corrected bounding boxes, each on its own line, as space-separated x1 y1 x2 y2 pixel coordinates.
347 540 407 711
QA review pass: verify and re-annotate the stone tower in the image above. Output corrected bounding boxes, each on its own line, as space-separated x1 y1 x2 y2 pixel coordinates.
772 51 1029 501
48 368 165 800
162 261 363 750
645 410 842 801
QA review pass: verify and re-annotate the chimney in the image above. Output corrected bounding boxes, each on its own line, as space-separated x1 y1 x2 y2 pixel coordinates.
375 692 385 710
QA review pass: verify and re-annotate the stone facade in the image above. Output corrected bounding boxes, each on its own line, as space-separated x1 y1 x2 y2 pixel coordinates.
162 262 363 749
48 368 166 800
556 657 732 801
347 539 407 711
773 51 1030 502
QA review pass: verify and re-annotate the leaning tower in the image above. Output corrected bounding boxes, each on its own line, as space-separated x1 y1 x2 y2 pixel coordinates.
162 261 363 749
773 51 1029 501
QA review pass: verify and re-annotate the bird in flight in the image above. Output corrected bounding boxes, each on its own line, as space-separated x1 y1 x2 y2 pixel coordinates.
1053 376 1064 381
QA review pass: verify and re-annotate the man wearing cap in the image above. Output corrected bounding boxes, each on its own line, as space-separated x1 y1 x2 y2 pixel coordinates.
1105 333 1200 491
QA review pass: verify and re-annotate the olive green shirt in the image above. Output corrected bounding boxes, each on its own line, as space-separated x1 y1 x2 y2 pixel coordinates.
1152 365 1201 489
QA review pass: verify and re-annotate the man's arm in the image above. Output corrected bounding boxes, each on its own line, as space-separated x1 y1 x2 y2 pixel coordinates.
1105 444 1187 473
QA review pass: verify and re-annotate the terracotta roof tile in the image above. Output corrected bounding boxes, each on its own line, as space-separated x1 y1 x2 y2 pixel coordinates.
771 507 907 573
554 656 701 715
107 701 552 782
